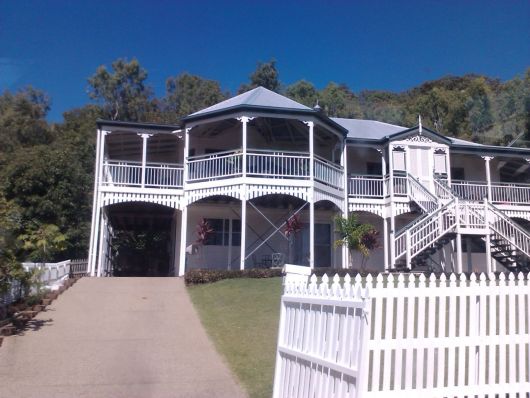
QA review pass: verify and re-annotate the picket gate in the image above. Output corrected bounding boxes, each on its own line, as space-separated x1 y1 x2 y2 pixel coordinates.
273 272 530 398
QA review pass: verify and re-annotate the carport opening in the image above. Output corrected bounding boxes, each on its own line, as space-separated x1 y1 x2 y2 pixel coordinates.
107 202 176 276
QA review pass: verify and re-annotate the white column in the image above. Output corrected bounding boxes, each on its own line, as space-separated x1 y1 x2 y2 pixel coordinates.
383 217 389 271
240 194 247 270
139 133 151 188
307 121 315 269
341 140 349 269
239 117 249 177
309 194 315 269
89 200 101 277
178 205 188 276
482 156 493 200
456 233 463 273
389 145 396 269
88 129 102 276
466 236 472 273
96 212 107 277
183 128 190 183
379 148 389 271
484 198 493 273
89 130 108 276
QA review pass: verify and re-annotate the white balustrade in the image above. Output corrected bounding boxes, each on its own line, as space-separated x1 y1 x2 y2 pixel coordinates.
187 150 243 182
186 149 344 189
452 180 530 205
348 175 385 198
313 155 344 190
392 175 408 196
246 149 310 179
451 180 488 201
491 181 530 205
102 160 183 188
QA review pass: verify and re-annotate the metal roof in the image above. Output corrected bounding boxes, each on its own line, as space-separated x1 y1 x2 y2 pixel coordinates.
189 86 312 117
331 118 406 140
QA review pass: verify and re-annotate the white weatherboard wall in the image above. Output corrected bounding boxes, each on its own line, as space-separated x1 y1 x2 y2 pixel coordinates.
273 272 530 398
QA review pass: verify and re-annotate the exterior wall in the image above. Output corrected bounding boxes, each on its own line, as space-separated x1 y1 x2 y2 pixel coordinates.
184 203 341 271
352 212 385 272
189 124 241 155
450 154 501 182
347 147 382 175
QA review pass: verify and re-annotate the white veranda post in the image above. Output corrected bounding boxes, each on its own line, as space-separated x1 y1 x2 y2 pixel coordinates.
341 140 349 268
483 156 494 273
178 128 191 277
238 116 250 270
306 121 315 269
483 156 493 200
380 148 389 271
139 133 151 188
89 129 107 276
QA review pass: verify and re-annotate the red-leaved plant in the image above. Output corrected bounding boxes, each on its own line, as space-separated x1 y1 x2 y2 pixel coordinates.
285 214 302 237
195 219 214 245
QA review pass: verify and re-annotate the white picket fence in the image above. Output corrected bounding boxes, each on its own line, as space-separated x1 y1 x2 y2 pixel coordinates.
273 272 530 398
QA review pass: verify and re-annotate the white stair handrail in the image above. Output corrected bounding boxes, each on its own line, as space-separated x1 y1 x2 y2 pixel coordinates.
486 200 530 258
406 173 439 213
395 199 458 261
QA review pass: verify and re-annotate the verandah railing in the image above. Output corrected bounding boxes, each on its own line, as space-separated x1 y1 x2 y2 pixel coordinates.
102 160 184 188
452 180 530 205
186 149 344 190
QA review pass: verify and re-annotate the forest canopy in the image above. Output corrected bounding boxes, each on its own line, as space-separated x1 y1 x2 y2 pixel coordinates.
0 58 529 268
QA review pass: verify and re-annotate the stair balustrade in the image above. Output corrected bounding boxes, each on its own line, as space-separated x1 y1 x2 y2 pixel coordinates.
406 173 439 212
486 200 530 260
394 199 457 263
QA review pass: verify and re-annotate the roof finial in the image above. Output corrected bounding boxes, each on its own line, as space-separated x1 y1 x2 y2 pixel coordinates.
418 114 422 134
314 99 321 111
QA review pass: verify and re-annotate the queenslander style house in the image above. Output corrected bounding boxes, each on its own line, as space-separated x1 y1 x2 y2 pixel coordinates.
87 87 530 277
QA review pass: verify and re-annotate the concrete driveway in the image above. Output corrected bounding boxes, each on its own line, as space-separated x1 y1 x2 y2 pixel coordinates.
0 278 246 398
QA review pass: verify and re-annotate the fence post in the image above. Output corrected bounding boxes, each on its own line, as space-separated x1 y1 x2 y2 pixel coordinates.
356 280 372 398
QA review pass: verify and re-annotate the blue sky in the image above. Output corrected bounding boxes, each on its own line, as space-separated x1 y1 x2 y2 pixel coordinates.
1 0 529 121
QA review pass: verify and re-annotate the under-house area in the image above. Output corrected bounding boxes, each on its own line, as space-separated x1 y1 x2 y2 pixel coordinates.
102 202 179 277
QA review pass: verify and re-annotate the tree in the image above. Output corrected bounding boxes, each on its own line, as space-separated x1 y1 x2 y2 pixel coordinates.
466 78 494 141
1 145 93 259
285 80 318 107
0 87 53 156
162 73 227 122
319 82 362 118
18 223 67 262
334 214 379 270
238 59 281 93
87 58 154 121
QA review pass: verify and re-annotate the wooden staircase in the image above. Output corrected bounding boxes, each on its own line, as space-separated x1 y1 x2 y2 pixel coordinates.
393 176 530 273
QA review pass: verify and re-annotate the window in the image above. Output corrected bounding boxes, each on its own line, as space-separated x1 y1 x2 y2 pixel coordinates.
203 218 241 246
392 149 406 171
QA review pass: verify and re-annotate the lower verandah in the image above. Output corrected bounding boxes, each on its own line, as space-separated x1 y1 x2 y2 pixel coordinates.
184 196 343 271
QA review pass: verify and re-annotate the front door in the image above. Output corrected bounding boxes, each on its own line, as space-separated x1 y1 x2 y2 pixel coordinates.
408 145 432 190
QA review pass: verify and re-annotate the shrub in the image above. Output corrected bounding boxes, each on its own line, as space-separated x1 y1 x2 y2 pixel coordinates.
185 268 282 286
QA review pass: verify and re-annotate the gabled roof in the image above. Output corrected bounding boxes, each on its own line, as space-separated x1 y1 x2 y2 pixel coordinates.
187 86 312 118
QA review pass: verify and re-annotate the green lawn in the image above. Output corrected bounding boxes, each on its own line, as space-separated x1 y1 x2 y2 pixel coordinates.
187 277 282 398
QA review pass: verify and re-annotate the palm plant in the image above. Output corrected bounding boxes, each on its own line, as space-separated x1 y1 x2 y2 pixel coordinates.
334 214 379 271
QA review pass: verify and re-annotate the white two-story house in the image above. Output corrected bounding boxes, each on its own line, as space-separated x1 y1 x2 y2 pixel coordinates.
87 87 530 277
